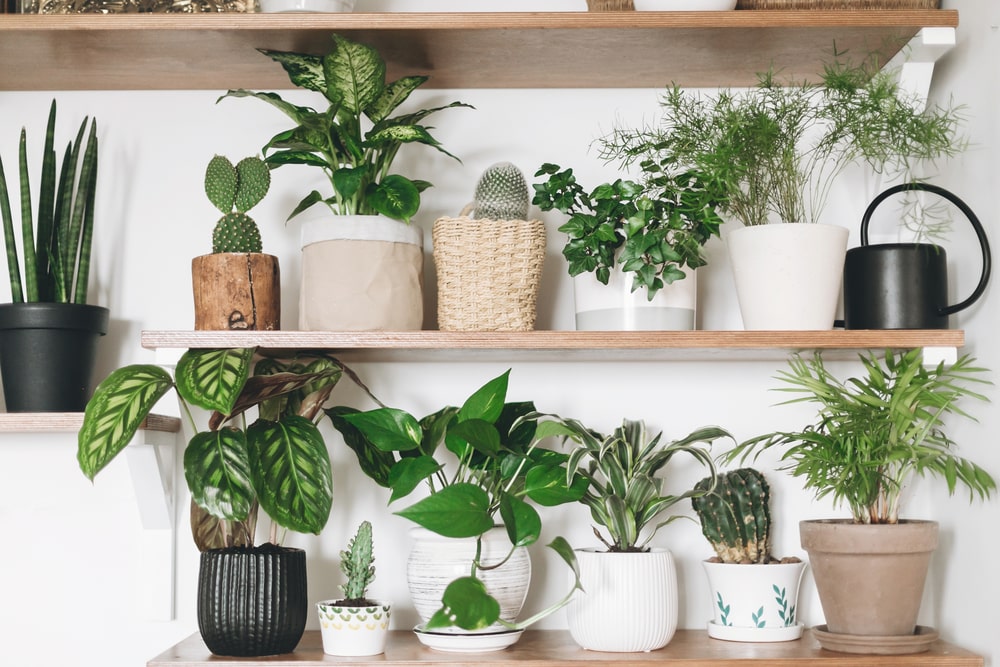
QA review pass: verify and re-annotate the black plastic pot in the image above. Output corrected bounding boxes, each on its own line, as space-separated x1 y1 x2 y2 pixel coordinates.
0 302 109 412
197 544 308 657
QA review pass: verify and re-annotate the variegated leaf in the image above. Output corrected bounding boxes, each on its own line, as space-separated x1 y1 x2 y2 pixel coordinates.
175 347 253 416
184 428 255 522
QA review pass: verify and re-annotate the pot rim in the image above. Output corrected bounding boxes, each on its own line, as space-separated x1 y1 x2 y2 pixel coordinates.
316 599 391 610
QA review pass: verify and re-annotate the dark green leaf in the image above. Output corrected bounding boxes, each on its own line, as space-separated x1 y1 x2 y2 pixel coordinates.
395 483 493 538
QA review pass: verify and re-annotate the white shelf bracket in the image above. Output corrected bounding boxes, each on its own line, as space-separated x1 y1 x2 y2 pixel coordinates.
920 346 958 367
886 27 957 110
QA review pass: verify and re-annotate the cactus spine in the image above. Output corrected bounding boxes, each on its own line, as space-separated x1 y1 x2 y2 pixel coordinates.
205 155 270 254
340 520 376 603
692 468 772 564
473 161 530 220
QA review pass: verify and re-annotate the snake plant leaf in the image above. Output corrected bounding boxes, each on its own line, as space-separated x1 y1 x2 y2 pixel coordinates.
78 364 174 481
425 576 500 631
1 151 23 302
498 493 541 548
184 427 255 522
341 407 423 452
366 174 420 223
396 482 493 538
175 347 253 416
324 34 385 115
247 416 333 535
325 406 396 488
387 455 442 504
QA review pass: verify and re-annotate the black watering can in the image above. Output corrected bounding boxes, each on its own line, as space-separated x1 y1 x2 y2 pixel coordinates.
842 182 991 330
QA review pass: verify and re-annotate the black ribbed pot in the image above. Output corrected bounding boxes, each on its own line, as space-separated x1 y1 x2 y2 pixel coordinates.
197 545 308 657
0 303 109 412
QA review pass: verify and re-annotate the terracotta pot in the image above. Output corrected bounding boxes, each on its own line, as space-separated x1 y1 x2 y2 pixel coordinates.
799 519 938 637
191 253 280 331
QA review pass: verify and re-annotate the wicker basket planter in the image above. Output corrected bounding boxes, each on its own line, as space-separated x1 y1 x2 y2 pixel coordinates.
736 0 939 8
432 216 546 332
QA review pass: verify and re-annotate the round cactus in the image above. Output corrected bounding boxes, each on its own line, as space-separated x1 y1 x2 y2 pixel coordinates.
204 154 270 254
692 468 772 564
473 161 530 220
212 212 263 254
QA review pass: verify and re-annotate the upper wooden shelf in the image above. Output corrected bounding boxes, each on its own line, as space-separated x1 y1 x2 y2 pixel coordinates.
0 10 958 91
140 329 964 362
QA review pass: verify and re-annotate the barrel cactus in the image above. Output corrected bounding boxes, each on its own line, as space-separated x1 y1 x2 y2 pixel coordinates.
339 520 376 604
473 161 530 220
205 154 270 253
692 468 772 564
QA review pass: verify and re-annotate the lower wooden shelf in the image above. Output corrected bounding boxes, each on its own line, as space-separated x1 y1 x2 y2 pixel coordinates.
148 629 983 666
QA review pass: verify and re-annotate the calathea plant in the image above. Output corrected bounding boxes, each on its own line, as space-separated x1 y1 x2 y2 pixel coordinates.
204 154 270 254
328 370 588 631
220 33 472 224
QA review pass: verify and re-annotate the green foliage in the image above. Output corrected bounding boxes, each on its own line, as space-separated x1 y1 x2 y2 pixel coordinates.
1 99 99 304
532 163 725 300
78 348 371 550
691 468 772 564
473 161 530 221
219 34 471 224
340 520 376 603
724 349 994 524
535 416 731 552
205 155 270 253
328 370 587 631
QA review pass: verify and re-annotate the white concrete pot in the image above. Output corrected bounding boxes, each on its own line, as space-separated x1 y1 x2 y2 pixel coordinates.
726 223 848 330
406 527 530 632
317 600 391 656
299 214 424 331
566 548 678 652
702 560 806 642
573 268 697 331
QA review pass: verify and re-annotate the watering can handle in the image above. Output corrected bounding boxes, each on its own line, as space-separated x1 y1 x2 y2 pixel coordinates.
860 182 992 317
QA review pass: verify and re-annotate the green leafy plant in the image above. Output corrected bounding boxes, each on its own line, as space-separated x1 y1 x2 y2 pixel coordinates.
473 161 530 221
532 163 725 300
532 416 731 552
1 99 98 304
691 467 773 564
219 33 471 224
328 370 587 631
205 154 271 254
337 520 377 606
78 347 378 550
723 349 995 524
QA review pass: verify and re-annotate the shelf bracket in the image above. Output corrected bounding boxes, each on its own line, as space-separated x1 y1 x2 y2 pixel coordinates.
920 346 958 367
888 27 957 110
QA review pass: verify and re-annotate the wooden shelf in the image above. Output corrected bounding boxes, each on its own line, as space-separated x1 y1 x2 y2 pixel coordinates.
140 329 964 362
0 412 180 433
0 10 958 91
148 629 984 667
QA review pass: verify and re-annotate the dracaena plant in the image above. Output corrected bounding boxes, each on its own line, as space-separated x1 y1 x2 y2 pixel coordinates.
328 370 588 632
78 348 379 550
530 416 731 552
723 349 994 525
219 33 472 224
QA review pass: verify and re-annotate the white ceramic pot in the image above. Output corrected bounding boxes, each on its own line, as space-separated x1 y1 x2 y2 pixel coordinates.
316 600 391 656
406 527 530 632
702 560 806 642
634 0 736 8
299 214 424 331
573 268 697 331
259 0 354 11
566 548 678 652
726 223 848 330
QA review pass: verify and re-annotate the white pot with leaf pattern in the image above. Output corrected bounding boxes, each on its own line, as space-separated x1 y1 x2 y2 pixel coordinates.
317 600 391 656
702 560 806 642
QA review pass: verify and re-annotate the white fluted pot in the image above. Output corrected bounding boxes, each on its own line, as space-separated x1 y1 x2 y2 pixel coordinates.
566 548 678 652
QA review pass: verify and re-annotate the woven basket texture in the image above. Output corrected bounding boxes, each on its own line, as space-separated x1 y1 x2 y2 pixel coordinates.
432 217 546 332
587 0 635 10
736 0 938 8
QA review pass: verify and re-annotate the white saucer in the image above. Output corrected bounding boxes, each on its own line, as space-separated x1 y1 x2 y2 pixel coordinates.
413 625 524 653
707 621 805 642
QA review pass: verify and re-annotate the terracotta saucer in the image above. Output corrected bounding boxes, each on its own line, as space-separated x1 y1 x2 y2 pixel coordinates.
812 625 939 655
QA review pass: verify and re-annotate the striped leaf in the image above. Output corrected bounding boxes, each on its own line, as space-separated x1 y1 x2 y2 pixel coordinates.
247 416 333 535
184 428 254 522
78 364 174 481
175 347 253 415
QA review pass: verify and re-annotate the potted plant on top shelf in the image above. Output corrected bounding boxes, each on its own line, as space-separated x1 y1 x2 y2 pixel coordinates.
532 161 726 331
220 33 472 332
0 100 108 412
78 346 380 657
723 348 994 654
328 369 588 646
532 415 731 652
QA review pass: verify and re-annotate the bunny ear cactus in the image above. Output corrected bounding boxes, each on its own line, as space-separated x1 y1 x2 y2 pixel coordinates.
340 520 376 604
473 162 530 221
205 155 270 254
692 467 772 564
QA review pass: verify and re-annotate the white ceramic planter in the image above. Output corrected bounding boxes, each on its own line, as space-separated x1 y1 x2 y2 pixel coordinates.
573 268 697 331
702 560 806 642
406 527 530 632
726 223 848 330
566 548 678 652
317 600 391 656
299 214 424 331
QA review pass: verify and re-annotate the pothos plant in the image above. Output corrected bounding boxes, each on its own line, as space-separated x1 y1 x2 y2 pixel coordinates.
532 162 726 301
328 369 588 631
220 33 472 224
78 347 379 550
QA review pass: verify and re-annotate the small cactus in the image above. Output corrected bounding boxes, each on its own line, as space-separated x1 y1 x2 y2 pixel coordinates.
691 468 772 564
473 161 530 220
205 155 270 254
340 520 376 603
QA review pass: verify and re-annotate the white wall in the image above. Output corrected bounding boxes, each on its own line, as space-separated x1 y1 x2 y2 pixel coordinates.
1 1 997 665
